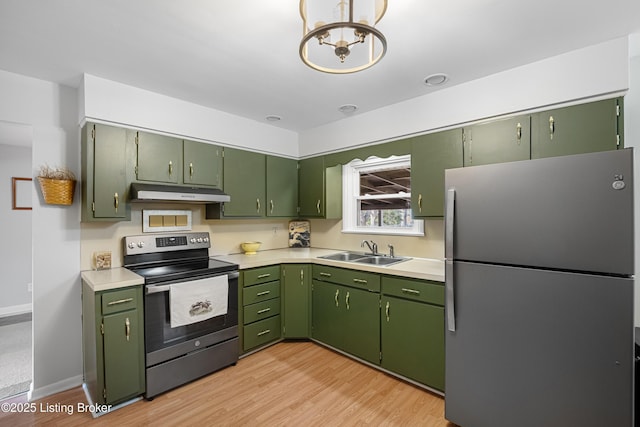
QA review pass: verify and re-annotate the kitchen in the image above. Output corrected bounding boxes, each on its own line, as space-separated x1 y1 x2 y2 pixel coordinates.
1 1 640 425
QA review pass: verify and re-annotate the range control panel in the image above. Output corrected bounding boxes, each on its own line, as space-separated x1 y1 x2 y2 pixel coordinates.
123 232 210 255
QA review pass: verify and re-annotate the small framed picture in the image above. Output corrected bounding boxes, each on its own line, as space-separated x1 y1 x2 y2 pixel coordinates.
289 220 310 248
12 177 32 210
94 251 112 270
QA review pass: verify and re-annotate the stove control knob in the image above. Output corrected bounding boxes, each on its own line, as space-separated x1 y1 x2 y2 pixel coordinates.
203 237 209 243
137 241 145 248
190 238 196 243
128 242 135 249
197 238 203 243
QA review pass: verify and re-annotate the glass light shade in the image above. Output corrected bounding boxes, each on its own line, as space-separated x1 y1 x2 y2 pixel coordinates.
300 0 387 74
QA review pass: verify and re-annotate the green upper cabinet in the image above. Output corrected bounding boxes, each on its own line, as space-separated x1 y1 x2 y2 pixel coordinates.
183 139 222 188
411 129 463 217
266 155 298 217
531 97 623 159
221 147 266 217
81 123 130 221
463 115 531 167
298 157 341 219
135 130 182 184
282 264 311 338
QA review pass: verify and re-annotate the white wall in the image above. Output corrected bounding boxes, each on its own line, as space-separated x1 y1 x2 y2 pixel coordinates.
0 69 82 400
0 144 32 315
299 37 630 157
81 74 299 158
625 33 640 326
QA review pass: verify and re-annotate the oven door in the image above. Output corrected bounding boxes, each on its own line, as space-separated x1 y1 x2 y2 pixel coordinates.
144 271 239 367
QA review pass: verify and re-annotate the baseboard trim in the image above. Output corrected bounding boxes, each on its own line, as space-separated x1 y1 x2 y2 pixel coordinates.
28 375 82 402
0 303 32 318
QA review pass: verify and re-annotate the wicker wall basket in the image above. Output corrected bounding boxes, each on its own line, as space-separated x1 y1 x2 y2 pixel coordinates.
37 177 76 205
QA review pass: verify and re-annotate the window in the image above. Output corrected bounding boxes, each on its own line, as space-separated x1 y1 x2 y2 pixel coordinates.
342 155 424 236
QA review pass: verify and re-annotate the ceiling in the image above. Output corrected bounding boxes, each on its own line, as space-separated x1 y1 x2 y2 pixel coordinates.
0 0 639 134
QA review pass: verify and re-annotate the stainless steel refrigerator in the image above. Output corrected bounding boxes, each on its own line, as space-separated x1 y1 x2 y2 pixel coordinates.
444 148 635 427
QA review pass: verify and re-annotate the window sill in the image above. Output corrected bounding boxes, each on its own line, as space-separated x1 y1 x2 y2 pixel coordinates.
341 227 425 237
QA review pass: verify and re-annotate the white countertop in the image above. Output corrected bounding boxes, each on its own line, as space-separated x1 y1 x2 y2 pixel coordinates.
214 248 445 282
81 248 444 292
81 267 145 292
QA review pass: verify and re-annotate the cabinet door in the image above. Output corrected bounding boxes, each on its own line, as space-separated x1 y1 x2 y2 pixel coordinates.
90 124 129 219
298 157 325 217
222 148 265 217
136 131 182 183
311 280 345 349
463 115 531 166
381 295 444 390
411 129 463 217
531 98 621 159
102 309 145 404
341 286 380 365
183 140 222 187
282 264 310 338
266 155 298 217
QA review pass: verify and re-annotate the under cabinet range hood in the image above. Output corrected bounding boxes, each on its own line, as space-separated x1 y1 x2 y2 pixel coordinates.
130 183 230 203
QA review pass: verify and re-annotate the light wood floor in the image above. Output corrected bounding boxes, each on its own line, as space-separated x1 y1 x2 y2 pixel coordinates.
0 341 453 426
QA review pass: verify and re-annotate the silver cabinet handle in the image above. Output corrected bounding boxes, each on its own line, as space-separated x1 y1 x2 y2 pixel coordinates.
257 273 271 279
549 115 555 140
256 290 270 296
316 199 321 214
345 291 350 310
401 288 420 295
270 199 274 214
125 318 131 341
418 194 423 213
300 269 304 282
114 192 119 213
257 308 271 314
385 301 390 322
257 329 271 336
189 162 194 179
334 289 339 307
516 122 522 144
320 272 332 278
257 198 261 212
168 160 173 176
353 278 368 284
445 188 456 332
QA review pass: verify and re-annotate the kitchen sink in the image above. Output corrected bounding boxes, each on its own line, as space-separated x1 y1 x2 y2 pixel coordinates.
318 251 369 262
318 252 410 266
353 255 410 266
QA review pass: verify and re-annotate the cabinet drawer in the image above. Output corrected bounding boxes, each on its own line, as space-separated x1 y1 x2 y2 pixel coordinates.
243 281 280 305
243 298 281 324
243 265 281 287
243 315 281 351
101 287 140 315
381 276 444 306
312 265 380 292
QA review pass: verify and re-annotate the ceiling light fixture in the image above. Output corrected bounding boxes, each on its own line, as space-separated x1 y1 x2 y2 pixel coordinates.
299 0 387 74
338 104 358 114
265 115 282 122
424 73 449 86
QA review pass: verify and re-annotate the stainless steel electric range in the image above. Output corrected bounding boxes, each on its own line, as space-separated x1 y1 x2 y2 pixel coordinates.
123 232 239 399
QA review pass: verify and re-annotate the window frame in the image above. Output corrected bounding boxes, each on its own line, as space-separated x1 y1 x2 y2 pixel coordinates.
341 155 424 236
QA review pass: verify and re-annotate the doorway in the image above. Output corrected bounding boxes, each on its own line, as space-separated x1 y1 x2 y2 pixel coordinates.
0 122 33 400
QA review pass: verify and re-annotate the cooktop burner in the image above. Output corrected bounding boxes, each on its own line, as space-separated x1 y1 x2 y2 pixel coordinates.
128 257 238 285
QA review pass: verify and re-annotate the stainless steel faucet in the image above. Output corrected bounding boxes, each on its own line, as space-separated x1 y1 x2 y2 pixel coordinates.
388 244 395 257
361 240 378 255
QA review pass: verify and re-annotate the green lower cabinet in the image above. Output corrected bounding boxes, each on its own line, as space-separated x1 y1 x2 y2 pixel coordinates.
282 264 311 338
311 279 380 365
241 265 282 352
82 283 145 406
381 295 444 391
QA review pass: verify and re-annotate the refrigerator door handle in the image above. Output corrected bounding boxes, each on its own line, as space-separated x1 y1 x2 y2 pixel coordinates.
445 188 456 332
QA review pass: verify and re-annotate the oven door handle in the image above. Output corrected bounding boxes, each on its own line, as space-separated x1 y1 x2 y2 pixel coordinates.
145 271 239 295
